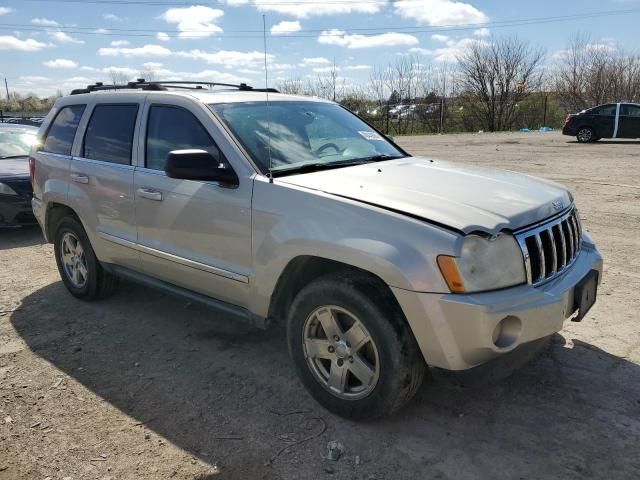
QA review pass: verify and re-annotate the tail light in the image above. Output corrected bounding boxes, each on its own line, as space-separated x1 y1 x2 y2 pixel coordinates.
564 115 573 126
29 156 35 186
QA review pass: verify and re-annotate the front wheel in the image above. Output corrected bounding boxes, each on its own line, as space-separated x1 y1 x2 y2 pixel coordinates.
576 127 595 143
287 273 426 419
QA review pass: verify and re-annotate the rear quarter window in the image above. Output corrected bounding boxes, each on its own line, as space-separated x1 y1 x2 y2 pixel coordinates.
41 105 86 155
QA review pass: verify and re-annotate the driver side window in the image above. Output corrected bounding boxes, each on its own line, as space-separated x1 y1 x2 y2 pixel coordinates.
146 105 223 171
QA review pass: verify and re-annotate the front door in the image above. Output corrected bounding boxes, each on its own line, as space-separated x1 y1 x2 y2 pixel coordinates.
133 99 253 307
618 104 640 138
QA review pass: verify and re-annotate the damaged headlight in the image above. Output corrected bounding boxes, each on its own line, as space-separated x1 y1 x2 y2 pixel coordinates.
437 233 526 293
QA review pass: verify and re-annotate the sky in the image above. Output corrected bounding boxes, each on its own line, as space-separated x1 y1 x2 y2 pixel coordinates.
0 0 638 97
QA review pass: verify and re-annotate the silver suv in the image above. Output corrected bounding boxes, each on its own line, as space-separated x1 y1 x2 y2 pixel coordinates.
30 81 603 419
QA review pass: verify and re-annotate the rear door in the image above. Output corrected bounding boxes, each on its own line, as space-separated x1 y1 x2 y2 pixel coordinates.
68 96 143 269
618 104 640 138
588 104 617 138
133 97 253 307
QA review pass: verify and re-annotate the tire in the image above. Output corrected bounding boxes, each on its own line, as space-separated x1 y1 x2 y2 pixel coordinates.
576 127 595 143
287 272 426 420
53 216 119 300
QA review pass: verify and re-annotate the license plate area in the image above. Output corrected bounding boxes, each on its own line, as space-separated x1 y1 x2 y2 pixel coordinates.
572 270 599 322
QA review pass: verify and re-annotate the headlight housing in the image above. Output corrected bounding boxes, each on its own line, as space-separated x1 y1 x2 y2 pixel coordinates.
438 233 526 293
0 182 18 196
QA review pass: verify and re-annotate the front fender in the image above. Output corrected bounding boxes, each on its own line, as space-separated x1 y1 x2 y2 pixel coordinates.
248 177 459 317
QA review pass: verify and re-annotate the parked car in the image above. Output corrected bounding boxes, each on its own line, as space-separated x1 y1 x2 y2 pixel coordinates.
563 102 640 142
31 81 603 419
0 124 38 227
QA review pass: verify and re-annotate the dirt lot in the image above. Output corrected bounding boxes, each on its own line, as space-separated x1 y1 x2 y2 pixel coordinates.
1 131 639 480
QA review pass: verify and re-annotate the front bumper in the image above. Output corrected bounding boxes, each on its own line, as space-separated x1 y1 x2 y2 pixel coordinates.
0 195 36 227
392 236 603 370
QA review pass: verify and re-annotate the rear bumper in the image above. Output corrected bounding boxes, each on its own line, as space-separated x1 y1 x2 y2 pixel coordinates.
31 196 47 238
562 125 578 136
392 236 603 370
0 196 36 227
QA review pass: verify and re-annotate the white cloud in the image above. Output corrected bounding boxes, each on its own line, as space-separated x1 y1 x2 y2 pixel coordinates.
142 62 164 70
156 32 170 42
219 0 249 5
318 30 419 49
94 28 110 34
412 37 488 62
431 34 449 43
32 17 59 26
270 20 302 35
474 27 490 37
177 49 272 68
110 40 129 47
160 6 224 38
313 66 338 73
300 56 330 66
0 7 13 16
98 44 172 57
552 40 618 61
0 35 51 51
103 13 124 21
43 58 79 68
104 66 138 76
395 0 488 26
49 31 84 44
253 0 382 18
343 64 371 71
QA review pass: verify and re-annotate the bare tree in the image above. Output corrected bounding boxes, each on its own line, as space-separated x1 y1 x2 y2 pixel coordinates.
554 34 640 111
277 77 305 95
456 36 545 131
107 69 130 86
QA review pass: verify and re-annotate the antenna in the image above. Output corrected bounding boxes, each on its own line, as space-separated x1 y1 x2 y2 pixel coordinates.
262 14 274 184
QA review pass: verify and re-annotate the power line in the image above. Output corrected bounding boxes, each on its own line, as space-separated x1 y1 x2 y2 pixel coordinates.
3 8 639 39
5 9 640 34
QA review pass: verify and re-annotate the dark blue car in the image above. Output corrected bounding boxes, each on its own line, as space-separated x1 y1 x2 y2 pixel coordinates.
563 103 640 143
0 124 38 227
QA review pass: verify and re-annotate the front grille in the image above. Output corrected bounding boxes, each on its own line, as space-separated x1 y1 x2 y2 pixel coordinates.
515 207 583 286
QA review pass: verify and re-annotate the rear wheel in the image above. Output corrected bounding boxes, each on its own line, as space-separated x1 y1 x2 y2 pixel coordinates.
576 127 595 143
54 216 119 300
287 273 426 419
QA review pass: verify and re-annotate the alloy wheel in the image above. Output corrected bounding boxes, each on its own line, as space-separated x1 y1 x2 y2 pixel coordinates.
302 305 380 400
60 232 88 288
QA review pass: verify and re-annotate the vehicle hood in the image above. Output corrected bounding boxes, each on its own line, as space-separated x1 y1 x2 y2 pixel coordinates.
277 157 571 234
0 157 29 179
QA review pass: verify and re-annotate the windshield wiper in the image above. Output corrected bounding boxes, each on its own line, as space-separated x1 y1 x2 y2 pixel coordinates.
353 154 405 163
271 160 369 177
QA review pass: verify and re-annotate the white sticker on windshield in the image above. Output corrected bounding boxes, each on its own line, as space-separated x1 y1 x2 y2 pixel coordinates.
358 130 384 141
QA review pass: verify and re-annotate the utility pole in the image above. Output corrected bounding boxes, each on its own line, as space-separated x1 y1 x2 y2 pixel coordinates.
439 69 447 134
4 78 9 101
542 94 548 127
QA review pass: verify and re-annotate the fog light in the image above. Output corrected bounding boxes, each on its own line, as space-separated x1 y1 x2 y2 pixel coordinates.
492 316 522 349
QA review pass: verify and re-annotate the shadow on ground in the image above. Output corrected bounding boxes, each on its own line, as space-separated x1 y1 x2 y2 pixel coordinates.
10 281 640 479
0 226 44 250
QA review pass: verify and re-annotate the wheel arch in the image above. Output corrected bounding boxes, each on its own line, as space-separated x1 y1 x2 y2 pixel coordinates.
44 202 80 242
267 255 404 326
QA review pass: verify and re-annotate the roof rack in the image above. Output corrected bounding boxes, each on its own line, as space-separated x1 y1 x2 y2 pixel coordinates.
70 79 279 95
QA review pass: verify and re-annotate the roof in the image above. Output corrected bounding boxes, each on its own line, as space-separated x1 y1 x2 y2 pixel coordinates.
65 79 333 105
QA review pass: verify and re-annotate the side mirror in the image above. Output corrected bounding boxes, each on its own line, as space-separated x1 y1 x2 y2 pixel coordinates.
165 149 238 186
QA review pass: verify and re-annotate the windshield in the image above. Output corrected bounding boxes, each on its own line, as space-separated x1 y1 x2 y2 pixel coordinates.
0 130 37 158
210 101 405 173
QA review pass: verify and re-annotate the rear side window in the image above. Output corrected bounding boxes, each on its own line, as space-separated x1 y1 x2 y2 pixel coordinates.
83 104 139 165
42 105 85 155
145 105 222 171
590 104 616 116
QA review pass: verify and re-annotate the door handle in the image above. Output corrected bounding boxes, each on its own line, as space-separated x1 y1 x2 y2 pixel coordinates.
70 173 89 184
137 188 163 201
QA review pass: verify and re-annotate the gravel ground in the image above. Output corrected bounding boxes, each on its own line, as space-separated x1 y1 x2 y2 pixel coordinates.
1 131 639 480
